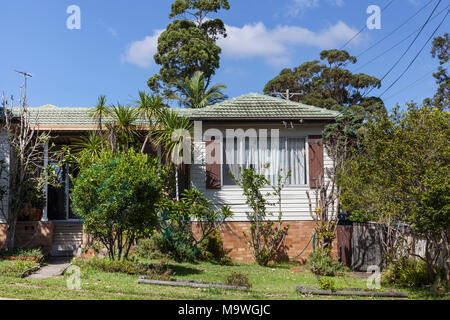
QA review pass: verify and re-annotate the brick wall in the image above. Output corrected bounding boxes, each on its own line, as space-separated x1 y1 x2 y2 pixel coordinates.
13 222 55 249
193 221 337 263
0 224 5 249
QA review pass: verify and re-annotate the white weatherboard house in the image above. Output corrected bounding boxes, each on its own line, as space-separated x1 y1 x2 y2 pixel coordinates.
0 93 339 261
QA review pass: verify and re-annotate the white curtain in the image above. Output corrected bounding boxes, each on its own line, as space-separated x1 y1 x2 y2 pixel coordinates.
223 137 306 186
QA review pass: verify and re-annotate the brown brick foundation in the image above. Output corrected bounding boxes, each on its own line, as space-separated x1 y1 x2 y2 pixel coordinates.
193 221 337 263
0 222 55 250
0 224 5 249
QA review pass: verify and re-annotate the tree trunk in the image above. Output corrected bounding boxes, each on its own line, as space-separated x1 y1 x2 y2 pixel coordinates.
444 229 450 286
5 218 16 250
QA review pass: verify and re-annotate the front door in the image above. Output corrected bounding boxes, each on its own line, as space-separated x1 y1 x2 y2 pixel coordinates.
47 163 79 221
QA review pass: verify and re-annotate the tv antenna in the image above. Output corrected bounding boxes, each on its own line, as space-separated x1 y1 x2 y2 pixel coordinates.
272 89 302 101
14 69 33 97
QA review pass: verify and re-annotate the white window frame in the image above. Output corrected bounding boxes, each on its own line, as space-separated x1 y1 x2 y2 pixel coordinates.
220 135 309 188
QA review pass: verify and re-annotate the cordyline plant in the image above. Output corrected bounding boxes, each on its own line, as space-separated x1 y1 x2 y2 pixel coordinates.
0 88 55 250
232 166 290 266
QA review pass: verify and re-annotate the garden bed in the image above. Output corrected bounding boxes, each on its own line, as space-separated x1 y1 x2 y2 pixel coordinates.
0 256 39 262
0 248 46 263
296 286 408 298
138 276 249 291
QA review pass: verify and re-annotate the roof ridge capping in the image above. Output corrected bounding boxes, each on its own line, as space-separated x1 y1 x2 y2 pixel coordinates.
190 92 340 119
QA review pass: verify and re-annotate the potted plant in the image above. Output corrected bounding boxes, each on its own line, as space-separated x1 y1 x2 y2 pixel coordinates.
19 181 45 222
30 185 45 221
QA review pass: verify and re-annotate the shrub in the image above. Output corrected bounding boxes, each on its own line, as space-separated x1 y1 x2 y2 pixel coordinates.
0 260 39 277
308 252 347 276
318 277 336 291
155 220 199 263
231 167 290 266
72 149 163 260
156 188 232 263
225 272 252 289
383 257 429 288
135 235 168 260
136 231 194 262
199 230 233 265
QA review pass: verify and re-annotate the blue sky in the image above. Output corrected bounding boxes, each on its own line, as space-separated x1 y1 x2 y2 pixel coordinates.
0 0 448 110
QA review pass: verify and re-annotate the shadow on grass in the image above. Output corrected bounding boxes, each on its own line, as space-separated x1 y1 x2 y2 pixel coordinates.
169 264 203 276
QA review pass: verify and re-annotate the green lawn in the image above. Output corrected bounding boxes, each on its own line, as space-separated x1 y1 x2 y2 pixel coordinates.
0 259 447 300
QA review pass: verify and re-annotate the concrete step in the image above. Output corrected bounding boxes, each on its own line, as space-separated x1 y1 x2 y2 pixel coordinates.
53 234 83 239
50 244 81 257
51 223 83 257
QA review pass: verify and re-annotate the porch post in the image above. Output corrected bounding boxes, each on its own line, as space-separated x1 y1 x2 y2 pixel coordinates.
41 141 49 222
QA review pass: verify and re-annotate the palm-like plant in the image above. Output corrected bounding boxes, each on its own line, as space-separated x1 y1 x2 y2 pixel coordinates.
72 132 105 159
137 91 166 153
171 71 227 108
109 104 139 151
154 108 193 200
89 95 110 131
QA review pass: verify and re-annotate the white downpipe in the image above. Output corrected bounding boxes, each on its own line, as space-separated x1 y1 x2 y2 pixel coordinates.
175 166 179 201
41 141 49 222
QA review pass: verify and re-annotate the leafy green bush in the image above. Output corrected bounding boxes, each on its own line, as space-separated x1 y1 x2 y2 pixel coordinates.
318 277 336 291
199 230 233 265
155 188 232 263
135 235 168 260
308 252 347 276
383 257 429 288
72 149 163 260
0 260 39 277
155 220 199 263
225 272 252 289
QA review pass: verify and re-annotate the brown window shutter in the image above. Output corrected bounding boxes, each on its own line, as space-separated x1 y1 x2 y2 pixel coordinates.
205 137 221 189
308 135 323 188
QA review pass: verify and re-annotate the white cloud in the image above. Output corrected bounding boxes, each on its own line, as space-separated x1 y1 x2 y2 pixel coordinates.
289 0 344 16
121 30 163 68
122 20 361 69
218 21 361 66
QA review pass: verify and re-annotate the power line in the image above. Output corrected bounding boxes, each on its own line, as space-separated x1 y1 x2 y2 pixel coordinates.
340 0 396 50
356 0 436 59
363 0 443 97
379 8 449 98
383 69 435 101
353 5 449 73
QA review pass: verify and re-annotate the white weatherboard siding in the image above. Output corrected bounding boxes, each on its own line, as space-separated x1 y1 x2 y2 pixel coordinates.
190 124 333 221
0 130 10 223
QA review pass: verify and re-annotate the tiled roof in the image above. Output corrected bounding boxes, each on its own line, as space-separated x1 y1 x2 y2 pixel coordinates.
11 105 188 127
9 93 338 127
17 105 97 127
188 93 340 120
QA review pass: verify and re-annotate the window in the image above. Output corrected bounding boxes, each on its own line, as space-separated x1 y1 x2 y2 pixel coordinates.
222 137 307 186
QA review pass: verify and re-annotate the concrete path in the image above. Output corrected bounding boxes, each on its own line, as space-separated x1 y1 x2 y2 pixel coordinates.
27 257 72 279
